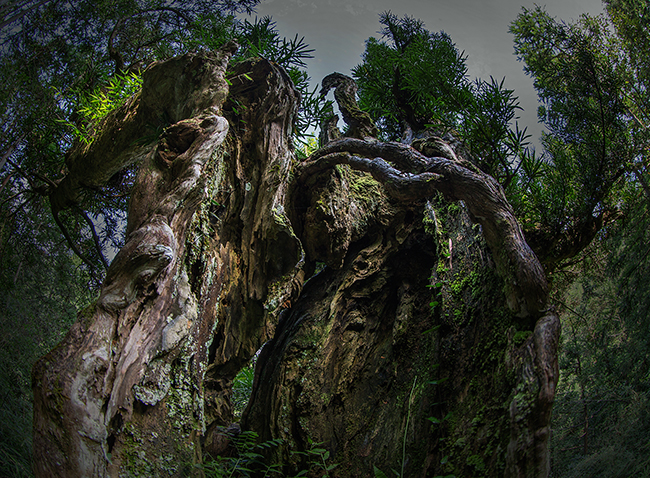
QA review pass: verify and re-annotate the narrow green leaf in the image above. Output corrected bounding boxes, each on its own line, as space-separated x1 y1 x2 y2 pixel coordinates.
423 325 441 335
373 465 389 478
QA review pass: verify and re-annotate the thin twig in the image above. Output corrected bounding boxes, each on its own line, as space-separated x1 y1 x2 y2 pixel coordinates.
76 207 109 269
6 157 58 190
0 133 26 172
52 209 101 283
0 188 28 208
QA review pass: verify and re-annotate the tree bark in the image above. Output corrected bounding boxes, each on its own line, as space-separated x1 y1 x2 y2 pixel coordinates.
33 53 559 477
33 46 304 477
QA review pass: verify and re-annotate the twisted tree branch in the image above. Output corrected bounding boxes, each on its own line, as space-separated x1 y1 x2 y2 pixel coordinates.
299 137 549 318
309 73 549 319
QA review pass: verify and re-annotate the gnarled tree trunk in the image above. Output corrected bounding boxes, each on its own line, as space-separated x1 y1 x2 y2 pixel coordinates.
33 48 558 477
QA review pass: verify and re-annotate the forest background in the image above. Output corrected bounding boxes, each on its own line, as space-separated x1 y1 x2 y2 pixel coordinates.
1 0 649 476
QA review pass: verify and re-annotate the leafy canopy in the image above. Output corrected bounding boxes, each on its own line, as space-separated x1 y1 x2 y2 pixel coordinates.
353 11 532 188
509 5 641 267
353 8 648 275
511 4 650 473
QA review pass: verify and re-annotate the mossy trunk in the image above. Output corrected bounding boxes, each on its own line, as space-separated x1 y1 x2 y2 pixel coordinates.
33 50 558 478
33 47 303 477
245 189 558 477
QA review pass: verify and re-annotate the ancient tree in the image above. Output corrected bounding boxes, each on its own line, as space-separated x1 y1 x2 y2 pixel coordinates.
29 29 561 477
0 1 639 475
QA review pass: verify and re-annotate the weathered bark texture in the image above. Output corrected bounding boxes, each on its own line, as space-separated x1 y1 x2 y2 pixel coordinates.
35 44 236 476
33 52 558 478
34 45 303 477
246 191 559 477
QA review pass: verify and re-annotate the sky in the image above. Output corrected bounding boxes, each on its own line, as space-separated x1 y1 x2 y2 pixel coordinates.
249 0 607 149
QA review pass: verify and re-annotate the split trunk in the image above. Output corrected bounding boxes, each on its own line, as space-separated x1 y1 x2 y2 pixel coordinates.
33 47 559 477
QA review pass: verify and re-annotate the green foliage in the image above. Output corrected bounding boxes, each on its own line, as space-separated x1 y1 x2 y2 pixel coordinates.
459 77 530 187
373 465 390 478
1 1 649 476
58 70 143 145
200 432 338 478
550 186 650 477
509 6 640 266
236 16 313 68
353 12 531 185
232 360 255 418
353 12 472 138
290 437 339 477
294 136 319 160
77 71 143 125
288 68 333 143
201 430 284 477
604 0 650 131
185 13 325 140
0 200 95 476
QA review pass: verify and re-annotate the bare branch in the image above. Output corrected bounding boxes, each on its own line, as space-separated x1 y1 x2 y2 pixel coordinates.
52 210 101 284
6 157 58 194
76 207 109 270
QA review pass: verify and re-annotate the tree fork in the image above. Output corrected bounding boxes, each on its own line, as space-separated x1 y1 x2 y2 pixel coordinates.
33 54 559 478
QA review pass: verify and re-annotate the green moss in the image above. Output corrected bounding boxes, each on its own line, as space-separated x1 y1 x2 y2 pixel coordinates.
294 327 322 349
346 168 383 210
427 198 516 477
452 308 463 323
78 300 98 328
116 359 198 476
466 454 486 472
513 330 532 346
449 271 480 297
119 424 160 478
422 207 438 236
